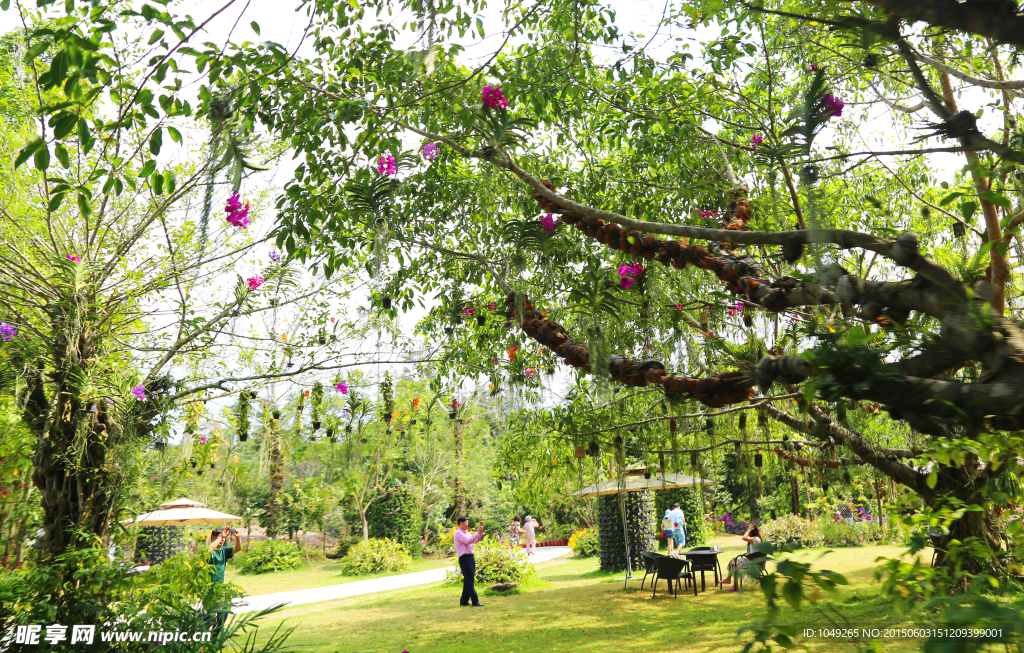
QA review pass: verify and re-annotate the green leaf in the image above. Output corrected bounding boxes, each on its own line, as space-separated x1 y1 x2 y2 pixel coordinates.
979 190 1011 210
148 29 164 45
250 21 260 35
54 143 70 168
150 128 163 155
153 171 164 195
34 146 50 171
15 135 44 168
781 580 802 608
77 192 92 219
926 470 937 489
165 170 176 194
139 160 157 177
960 201 978 223
48 193 65 212
939 191 964 207
167 126 182 144
77 118 94 154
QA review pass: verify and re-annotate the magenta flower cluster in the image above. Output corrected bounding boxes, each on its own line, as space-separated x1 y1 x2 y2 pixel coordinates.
697 209 718 219
726 300 743 317
247 276 265 291
0 323 15 342
751 133 763 151
481 85 508 110
540 214 559 234
66 254 81 263
423 142 439 160
335 382 348 394
462 307 475 316
488 302 497 311
377 155 396 176
617 263 644 290
820 94 845 120
131 384 147 401
710 513 749 535
225 192 252 228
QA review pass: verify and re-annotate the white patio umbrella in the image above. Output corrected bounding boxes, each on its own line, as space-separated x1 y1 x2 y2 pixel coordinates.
121 497 241 526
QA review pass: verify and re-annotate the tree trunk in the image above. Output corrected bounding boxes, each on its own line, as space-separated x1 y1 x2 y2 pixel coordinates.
359 507 369 541
13 518 28 568
266 423 284 539
790 475 800 515
453 419 466 518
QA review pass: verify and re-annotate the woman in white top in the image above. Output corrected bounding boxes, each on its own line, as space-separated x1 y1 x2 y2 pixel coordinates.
719 524 762 592
522 515 539 555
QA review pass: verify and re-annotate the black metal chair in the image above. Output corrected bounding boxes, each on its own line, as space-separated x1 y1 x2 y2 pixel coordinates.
652 555 696 598
735 551 769 590
640 551 661 590
684 552 720 591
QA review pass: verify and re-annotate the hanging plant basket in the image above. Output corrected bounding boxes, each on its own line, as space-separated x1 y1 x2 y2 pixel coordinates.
196 470 203 476
588 440 600 457
345 425 352 433
272 410 281 420
477 315 485 327
574 446 586 459
754 451 763 468
449 410 457 420
383 413 392 423
249 391 257 399
154 441 166 451
210 463 216 469
444 326 453 336
382 297 392 310
190 460 197 469
644 471 652 480
85 402 97 414
326 427 334 439
690 451 698 468
239 432 248 442
312 421 321 431
318 336 326 345
739 413 747 431
953 220 966 238
329 433 337 443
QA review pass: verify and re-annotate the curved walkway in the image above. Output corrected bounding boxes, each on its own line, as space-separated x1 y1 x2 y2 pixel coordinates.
232 546 571 614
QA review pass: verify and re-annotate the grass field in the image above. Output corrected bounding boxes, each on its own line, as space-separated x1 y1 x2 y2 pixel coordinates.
240 537 933 653
225 555 455 596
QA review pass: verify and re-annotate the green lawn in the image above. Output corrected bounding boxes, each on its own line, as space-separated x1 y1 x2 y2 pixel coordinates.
241 538 934 653
225 555 456 596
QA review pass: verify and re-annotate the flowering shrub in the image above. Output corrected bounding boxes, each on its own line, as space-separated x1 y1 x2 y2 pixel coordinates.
368 484 422 556
339 538 412 575
710 513 749 535
443 537 535 586
325 535 362 560
568 528 599 558
761 514 822 548
237 539 304 574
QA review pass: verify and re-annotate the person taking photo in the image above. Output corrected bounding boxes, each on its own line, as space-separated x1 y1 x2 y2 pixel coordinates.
453 517 486 607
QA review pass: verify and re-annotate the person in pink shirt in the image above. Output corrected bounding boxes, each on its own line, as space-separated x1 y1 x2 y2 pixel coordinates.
454 516 486 606
522 515 539 555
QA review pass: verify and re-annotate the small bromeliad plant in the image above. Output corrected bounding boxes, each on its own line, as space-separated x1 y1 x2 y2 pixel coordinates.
338 538 412 575
443 537 536 586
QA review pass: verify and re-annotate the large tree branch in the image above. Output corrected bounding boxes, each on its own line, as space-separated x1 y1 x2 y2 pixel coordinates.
860 0 1024 50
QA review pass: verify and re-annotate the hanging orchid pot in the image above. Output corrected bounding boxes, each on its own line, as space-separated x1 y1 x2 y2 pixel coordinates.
670 416 677 436
739 413 747 432
734 441 741 455
705 418 714 433
210 463 216 469
754 451 763 468
326 427 334 439
239 431 248 442
154 441 166 451
822 481 830 493
953 221 966 239
329 433 337 443
386 428 392 435
382 297 392 310
85 402 97 414
272 410 281 420
400 430 406 437
444 326 453 336
477 315 485 327
449 409 457 420
383 413 392 423
345 425 352 433
644 471 652 480
410 420 417 425
546 366 555 375
587 440 600 457
190 460 197 469
249 391 257 399
196 470 203 476
312 420 322 431
794 441 803 451
574 446 586 459
318 336 326 345
690 451 698 468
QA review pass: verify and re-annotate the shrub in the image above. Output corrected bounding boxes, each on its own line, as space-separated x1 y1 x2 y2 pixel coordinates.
325 535 362 560
237 539 304 574
443 537 536 586
568 527 600 558
711 512 750 535
761 513 822 548
338 538 412 575
368 484 423 557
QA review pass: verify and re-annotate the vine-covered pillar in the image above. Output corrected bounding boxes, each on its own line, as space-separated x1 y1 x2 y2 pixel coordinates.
266 414 284 539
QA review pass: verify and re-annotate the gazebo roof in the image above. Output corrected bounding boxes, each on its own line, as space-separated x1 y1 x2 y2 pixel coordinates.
570 471 715 497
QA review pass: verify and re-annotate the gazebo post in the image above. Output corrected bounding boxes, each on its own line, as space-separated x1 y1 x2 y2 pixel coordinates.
618 489 632 587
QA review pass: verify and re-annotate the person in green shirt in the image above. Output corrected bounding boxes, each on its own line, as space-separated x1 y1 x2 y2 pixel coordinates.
208 527 240 584
207 527 241 638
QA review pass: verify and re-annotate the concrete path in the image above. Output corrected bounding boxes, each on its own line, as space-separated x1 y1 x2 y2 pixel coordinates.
233 546 572 614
